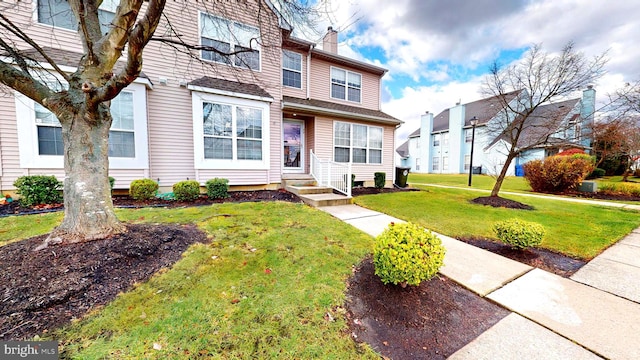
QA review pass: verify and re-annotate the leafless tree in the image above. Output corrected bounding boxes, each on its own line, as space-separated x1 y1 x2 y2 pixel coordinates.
0 0 318 246
481 42 607 197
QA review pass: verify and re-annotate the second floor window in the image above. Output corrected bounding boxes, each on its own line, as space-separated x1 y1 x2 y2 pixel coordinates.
282 50 302 88
331 67 361 102
433 134 441 147
465 129 472 143
200 13 260 70
37 0 116 34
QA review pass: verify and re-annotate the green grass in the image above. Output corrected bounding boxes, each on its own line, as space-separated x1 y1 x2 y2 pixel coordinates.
2 203 378 359
408 173 532 192
0 212 63 246
354 187 640 259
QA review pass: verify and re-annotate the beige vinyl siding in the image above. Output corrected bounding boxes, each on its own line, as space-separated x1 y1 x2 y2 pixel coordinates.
312 116 395 182
0 0 285 190
308 58 380 110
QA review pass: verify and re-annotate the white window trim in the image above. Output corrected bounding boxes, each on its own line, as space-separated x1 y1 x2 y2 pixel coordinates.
16 83 149 169
198 11 262 72
332 121 383 165
330 66 362 104
432 156 440 171
192 92 270 170
433 133 441 147
282 50 302 89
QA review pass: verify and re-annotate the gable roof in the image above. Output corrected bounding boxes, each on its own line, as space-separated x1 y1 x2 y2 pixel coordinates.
396 139 410 158
487 98 581 149
432 90 522 132
282 96 402 125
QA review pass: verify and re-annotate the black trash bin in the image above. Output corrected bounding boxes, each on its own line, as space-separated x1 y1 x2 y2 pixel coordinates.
395 166 411 187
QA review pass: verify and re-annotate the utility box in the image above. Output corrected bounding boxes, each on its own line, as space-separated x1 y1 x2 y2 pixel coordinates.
578 181 598 193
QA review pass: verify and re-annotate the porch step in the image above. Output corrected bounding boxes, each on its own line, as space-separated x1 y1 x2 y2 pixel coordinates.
297 193 353 207
286 185 334 196
281 174 317 188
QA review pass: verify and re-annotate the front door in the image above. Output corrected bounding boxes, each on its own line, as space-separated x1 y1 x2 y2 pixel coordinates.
283 119 304 172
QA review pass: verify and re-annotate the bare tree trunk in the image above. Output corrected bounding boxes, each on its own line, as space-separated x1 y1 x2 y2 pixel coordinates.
44 107 124 246
490 152 517 197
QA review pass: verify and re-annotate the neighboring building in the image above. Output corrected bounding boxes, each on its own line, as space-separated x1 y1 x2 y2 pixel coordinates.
397 87 595 176
0 1 401 193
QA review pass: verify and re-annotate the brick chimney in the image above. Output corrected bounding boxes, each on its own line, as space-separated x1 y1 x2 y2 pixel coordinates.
323 26 338 54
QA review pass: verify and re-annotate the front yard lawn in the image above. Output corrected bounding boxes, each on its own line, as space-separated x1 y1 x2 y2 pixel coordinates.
408 173 532 192
354 187 640 259
0 202 378 359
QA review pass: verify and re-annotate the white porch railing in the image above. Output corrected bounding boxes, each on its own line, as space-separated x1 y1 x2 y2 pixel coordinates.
310 149 352 197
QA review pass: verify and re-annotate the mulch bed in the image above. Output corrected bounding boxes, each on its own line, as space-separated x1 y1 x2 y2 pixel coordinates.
345 257 510 359
0 224 208 341
471 196 534 210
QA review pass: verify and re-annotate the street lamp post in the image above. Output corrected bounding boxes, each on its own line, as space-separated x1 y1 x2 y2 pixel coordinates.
468 116 478 187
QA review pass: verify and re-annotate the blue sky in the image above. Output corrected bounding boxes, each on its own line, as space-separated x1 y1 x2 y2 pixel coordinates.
304 0 640 141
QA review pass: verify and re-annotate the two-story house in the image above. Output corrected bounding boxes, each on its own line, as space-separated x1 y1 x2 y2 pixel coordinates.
397 87 595 176
0 0 400 196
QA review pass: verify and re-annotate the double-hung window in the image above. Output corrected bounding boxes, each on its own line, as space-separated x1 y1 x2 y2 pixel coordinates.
200 13 260 70
464 155 471 171
333 122 382 164
37 0 116 34
282 50 302 88
432 157 440 171
16 82 148 169
331 67 361 102
465 129 472 143
433 134 441 147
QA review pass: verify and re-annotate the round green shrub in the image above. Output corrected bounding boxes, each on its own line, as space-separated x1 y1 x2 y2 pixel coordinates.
373 222 446 287
206 178 229 199
109 176 116 190
493 218 545 249
173 180 201 201
129 179 158 200
13 175 63 206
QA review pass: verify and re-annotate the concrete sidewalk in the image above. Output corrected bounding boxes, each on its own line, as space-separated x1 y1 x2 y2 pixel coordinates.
319 204 640 360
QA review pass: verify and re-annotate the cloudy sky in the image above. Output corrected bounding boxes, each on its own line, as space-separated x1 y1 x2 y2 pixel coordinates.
306 0 640 141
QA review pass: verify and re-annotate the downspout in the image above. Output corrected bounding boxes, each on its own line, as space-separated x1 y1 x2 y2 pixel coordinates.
306 44 314 99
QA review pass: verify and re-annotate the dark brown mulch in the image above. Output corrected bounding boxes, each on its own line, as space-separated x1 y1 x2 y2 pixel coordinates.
0 190 302 217
564 190 640 202
0 224 208 341
350 186 420 196
458 237 586 277
471 196 534 210
346 257 510 360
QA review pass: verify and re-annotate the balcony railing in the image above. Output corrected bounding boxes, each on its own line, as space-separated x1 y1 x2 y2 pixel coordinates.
310 149 352 197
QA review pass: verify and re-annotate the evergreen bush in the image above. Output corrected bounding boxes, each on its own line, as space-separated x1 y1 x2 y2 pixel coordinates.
374 172 386 189
173 180 201 201
206 178 229 199
373 222 445 287
129 179 158 200
13 175 63 206
493 218 545 249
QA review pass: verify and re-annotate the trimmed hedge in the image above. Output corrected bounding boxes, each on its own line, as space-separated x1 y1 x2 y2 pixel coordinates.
206 178 229 199
173 180 201 201
129 179 158 200
13 175 63 206
493 218 545 249
374 172 386 189
373 222 445 287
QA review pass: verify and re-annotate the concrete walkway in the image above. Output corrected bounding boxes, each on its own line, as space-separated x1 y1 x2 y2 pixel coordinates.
319 204 640 360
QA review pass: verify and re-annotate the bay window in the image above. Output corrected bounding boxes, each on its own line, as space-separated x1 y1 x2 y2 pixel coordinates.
193 93 270 170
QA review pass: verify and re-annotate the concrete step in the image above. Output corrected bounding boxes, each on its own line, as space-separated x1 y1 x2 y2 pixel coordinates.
281 175 317 188
298 193 352 207
286 185 333 196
